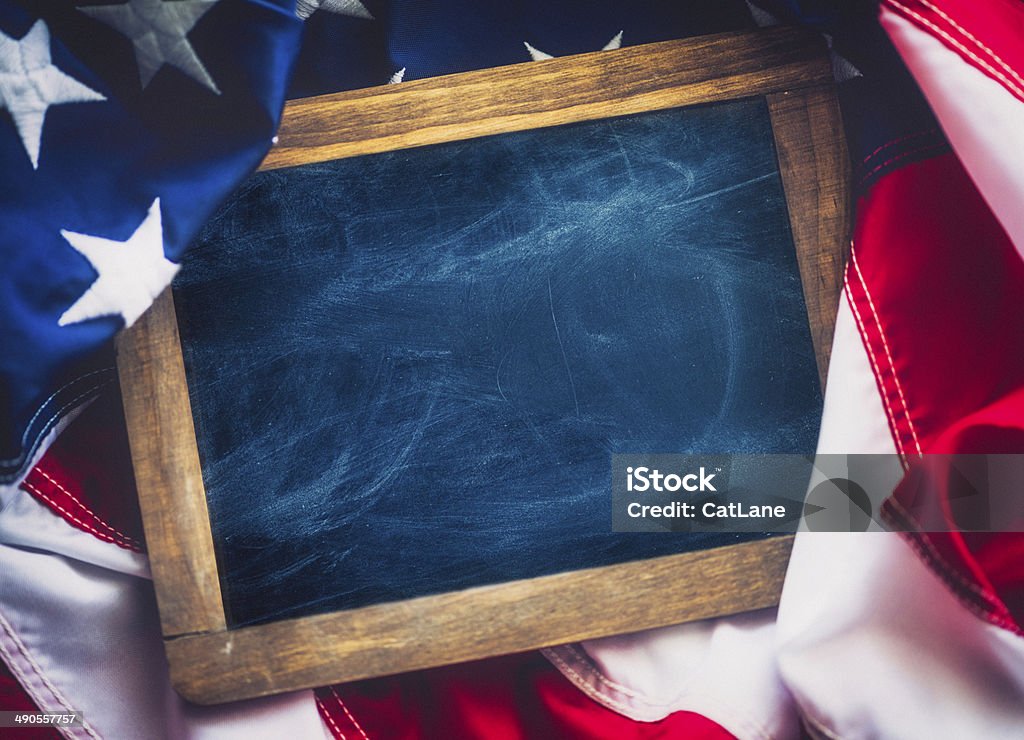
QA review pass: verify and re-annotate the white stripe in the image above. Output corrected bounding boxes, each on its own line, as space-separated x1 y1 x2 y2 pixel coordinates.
778 301 1024 736
881 7 1024 259
545 609 798 739
0 494 326 738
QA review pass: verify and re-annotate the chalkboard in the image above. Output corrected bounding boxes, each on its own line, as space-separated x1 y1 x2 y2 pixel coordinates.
116 28 849 703
177 97 819 627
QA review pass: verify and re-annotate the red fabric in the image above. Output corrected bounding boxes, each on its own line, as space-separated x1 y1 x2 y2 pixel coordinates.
19 385 144 553
0 660 60 740
846 152 1024 633
316 652 735 740
882 0 1024 103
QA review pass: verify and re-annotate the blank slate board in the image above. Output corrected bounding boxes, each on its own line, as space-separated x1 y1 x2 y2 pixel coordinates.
179 98 817 627
117 27 850 703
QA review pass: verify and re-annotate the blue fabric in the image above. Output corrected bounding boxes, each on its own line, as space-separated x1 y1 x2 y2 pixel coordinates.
751 0 949 190
177 98 821 626
288 0 754 97
0 0 302 481
1 0 950 490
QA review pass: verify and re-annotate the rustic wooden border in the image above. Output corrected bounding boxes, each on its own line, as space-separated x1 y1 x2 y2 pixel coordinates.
262 27 831 169
767 87 851 384
165 536 794 704
116 287 225 637
116 27 849 704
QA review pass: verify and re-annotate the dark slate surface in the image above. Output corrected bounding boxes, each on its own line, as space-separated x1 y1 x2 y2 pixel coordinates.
175 97 821 626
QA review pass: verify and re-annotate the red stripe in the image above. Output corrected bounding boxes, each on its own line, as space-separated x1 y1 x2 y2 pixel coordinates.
18 386 145 553
0 658 60 740
316 652 736 740
851 152 1024 632
882 0 1024 103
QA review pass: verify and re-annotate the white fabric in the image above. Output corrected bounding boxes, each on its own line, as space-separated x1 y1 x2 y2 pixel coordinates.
881 7 1024 258
771 13 1024 738
779 533 1024 739
7 8 1024 738
545 609 798 739
0 486 148 578
0 490 326 739
777 299 1024 738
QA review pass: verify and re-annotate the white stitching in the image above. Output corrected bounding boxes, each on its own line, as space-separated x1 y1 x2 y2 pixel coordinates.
861 129 937 165
544 647 775 738
850 246 924 456
31 469 142 550
916 0 1024 91
561 644 665 702
22 481 139 552
844 279 910 466
858 142 947 187
885 0 1024 99
330 686 369 740
0 610 102 739
317 695 347 740
543 646 642 717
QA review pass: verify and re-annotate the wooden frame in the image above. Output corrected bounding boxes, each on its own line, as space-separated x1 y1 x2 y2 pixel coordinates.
116 26 849 705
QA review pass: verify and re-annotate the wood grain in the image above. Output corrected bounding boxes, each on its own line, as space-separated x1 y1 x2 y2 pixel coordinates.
115 28 849 704
167 536 793 704
262 27 831 170
116 288 226 636
768 87 851 387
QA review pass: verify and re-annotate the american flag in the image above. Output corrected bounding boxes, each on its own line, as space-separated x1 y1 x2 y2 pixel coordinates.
1 0 1023 737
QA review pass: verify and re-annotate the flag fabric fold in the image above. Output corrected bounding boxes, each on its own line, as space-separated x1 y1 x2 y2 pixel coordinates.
0 0 302 484
3 1 1024 738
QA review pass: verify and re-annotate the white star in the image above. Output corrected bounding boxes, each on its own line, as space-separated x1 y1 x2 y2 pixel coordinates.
0 21 105 169
524 31 622 62
744 3 862 82
78 0 220 93
388 67 405 84
295 0 373 21
59 198 179 328
823 33 863 83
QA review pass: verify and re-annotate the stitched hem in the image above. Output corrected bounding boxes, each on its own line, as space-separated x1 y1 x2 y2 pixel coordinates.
20 481 140 553
881 499 1023 636
0 370 116 484
316 687 370 740
861 129 937 167
0 609 102 739
21 468 143 553
849 247 923 456
542 644 776 740
883 0 1024 102
329 687 369 740
795 701 847 740
316 696 347 740
857 141 948 191
844 278 910 466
